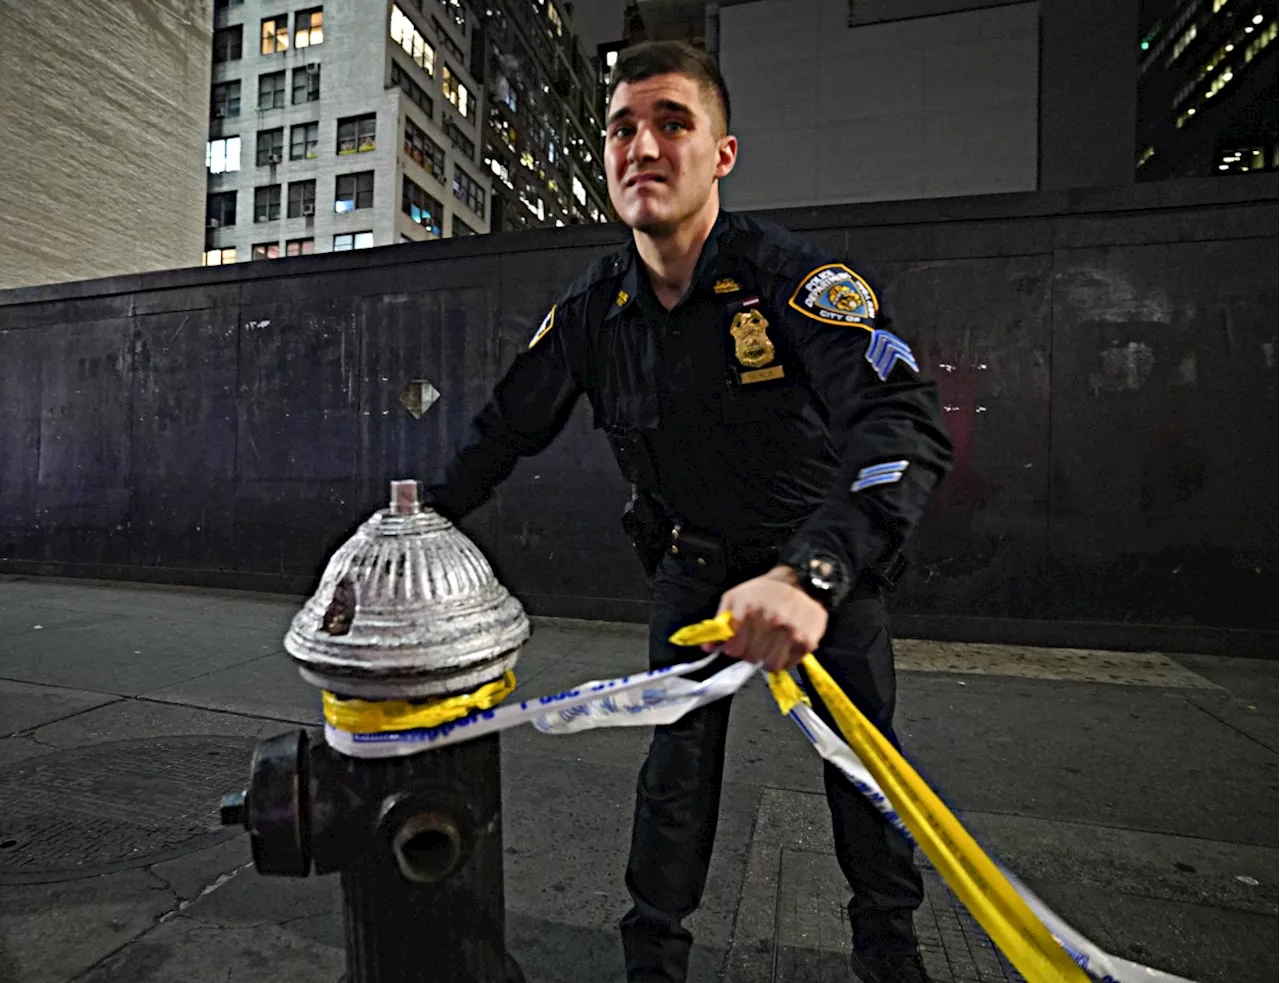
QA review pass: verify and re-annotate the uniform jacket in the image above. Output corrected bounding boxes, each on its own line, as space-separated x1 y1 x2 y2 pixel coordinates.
426 210 953 587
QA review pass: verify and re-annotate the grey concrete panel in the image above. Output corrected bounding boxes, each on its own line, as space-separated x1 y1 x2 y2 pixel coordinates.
28 698 288 749
0 679 118 735
896 675 1278 845
0 866 175 983
0 617 282 696
141 653 321 725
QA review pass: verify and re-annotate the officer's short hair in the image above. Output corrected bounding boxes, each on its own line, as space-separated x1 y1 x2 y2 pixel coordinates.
607 41 732 136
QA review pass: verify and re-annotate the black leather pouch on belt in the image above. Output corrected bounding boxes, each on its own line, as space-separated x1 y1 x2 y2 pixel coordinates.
670 525 728 583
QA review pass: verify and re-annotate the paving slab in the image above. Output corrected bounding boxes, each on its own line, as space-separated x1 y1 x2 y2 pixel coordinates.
141 652 322 726
0 617 284 696
27 699 292 749
0 679 119 735
895 675 1277 845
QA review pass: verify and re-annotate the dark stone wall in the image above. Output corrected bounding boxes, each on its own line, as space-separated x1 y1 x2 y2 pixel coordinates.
1 176 1275 655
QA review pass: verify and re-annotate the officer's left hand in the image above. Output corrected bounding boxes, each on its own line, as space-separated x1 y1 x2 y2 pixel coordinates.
705 567 828 672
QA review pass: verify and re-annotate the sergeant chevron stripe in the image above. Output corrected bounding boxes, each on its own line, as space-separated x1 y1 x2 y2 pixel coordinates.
852 460 909 492
865 329 919 381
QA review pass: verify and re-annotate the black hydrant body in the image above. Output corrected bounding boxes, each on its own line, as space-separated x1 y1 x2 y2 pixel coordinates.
222 481 528 983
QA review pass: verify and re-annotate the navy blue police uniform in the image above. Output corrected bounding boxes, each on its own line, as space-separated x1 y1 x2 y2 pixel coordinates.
425 210 953 983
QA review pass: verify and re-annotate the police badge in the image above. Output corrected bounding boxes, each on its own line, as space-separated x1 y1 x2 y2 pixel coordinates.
729 308 775 368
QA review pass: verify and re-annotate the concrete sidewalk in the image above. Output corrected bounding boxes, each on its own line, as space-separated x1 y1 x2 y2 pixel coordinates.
0 575 1275 983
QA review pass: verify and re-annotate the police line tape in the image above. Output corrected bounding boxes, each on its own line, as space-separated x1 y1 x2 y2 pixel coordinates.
322 624 1198 983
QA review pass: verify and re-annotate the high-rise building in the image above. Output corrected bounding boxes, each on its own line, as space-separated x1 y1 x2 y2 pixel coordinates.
204 0 491 266
203 0 610 265
0 0 213 290
1136 0 1278 180
476 0 613 231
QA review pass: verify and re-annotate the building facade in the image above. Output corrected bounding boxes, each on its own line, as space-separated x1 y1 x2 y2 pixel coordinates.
204 0 611 265
204 0 491 266
476 0 613 232
608 0 1149 209
0 0 213 290
1136 0 1278 180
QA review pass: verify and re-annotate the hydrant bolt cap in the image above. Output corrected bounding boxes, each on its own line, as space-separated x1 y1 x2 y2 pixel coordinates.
220 790 247 827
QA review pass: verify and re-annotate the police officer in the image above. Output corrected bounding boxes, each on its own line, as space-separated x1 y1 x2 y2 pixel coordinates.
424 40 952 983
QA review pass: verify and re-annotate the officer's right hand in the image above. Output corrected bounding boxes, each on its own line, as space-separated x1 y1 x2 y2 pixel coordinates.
709 568 828 672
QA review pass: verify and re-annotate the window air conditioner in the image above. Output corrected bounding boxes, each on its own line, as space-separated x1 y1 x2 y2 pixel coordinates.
213 108 228 119
207 218 221 228
268 152 282 164
301 202 316 217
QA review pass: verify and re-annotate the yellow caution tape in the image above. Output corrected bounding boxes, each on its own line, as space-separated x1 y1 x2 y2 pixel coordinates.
765 667 811 714
669 615 1090 983
322 671 518 734
666 609 736 646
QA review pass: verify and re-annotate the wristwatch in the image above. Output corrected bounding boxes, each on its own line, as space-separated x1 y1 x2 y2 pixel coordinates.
781 549 851 611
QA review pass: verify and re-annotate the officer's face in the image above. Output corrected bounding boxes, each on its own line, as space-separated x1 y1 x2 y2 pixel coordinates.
605 73 737 236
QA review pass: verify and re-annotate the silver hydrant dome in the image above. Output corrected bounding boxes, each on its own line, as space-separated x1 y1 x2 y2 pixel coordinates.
285 480 530 699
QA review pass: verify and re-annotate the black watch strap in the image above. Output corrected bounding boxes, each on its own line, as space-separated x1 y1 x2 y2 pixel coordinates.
782 550 850 611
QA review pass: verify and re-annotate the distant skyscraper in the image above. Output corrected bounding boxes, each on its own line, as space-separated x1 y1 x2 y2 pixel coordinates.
202 0 610 267
1136 0 1278 180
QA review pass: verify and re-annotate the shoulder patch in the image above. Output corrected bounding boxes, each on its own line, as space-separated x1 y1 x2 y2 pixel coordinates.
788 264 878 330
528 305 555 349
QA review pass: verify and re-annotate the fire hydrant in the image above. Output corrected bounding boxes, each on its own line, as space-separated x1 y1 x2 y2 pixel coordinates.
220 480 530 982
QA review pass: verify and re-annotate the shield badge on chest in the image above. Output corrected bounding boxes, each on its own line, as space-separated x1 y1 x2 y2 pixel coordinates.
729 308 775 368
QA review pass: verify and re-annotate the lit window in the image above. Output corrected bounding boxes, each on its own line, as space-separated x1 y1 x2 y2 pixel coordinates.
442 64 472 119
203 248 238 265
402 175 443 235
572 175 586 207
520 150 535 170
335 171 375 212
286 237 315 256
337 114 377 154
390 4 435 75
1213 0 1229 12
1168 24 1196 63
252 242 281 260
548 2 563 36
334 231 374 251
207 137 242 174
261 15 289 54
487 151 512 189
294 7 323 47
1244 21 1277 62
1136 146 1155 169
606 49 618 68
